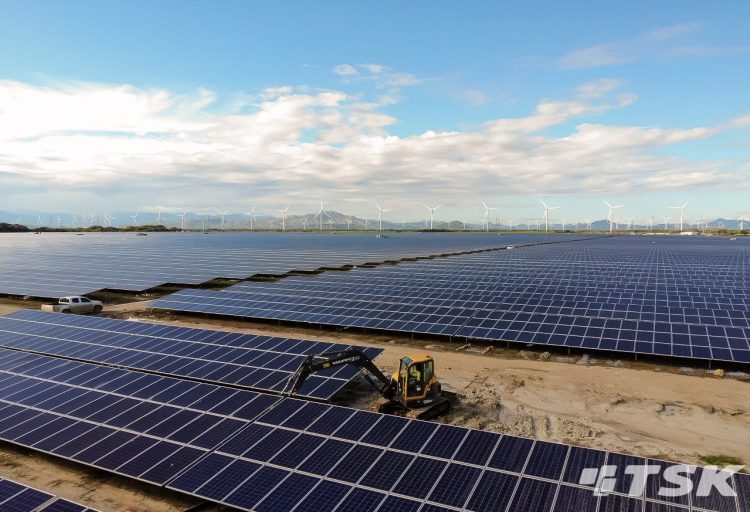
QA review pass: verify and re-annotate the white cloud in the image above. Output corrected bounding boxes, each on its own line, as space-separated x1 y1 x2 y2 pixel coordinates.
559 22 702 69
575 79 623 100
333 64 358 76
0 79 747 212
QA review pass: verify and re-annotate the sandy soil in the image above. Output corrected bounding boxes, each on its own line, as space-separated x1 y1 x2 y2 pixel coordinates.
0 444 202 512
0 299 749 509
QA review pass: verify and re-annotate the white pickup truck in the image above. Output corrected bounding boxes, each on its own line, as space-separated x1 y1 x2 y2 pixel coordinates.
41 296 104 314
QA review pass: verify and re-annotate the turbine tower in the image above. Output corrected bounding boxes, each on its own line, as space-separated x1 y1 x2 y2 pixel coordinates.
278 206 290 231
662 216 671 230
540 200 560 232
481 201 497 232
668 201 689 232
376 204 392 231
315 201 324 231
603 200 624 234
246 203 257 230
178 212 187 231
215 208 229 231
739 216 748 231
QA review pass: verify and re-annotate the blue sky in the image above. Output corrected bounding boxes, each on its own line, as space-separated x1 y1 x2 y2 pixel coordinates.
1 0 749 224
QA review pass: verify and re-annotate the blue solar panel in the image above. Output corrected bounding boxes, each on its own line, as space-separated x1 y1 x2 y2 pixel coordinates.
524 441 569 480
153 236 750 365
0 348 280 486
553 485 599 511
0 309 383 400
508 477 558 512
0 232 528 298
0 477 98 512
466 470 518 512
428 463 481 508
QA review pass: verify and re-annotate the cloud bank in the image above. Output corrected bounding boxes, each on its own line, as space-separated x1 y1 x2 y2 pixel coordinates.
0 77 747 211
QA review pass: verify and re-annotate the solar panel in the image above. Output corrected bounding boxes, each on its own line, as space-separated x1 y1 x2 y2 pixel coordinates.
0 232 541 298
0 348 280 486
1 347 742 512
153 236 750 365
0 477 99 511
169 396 746 512
0 309 383 400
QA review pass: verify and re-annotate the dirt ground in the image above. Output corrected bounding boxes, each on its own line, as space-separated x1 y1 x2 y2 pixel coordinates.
1 299 749 510
0 444 201 512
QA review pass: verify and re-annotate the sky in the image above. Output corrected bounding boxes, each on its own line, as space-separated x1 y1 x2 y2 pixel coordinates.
1 0 749 225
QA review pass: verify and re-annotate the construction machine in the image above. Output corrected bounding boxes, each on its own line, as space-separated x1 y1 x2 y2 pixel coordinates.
287 348 457 420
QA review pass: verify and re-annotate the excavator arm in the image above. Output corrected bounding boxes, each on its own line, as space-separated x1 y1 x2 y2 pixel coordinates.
287 348 396 399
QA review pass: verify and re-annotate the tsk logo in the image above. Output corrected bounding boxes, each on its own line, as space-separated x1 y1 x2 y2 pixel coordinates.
579 465 743 497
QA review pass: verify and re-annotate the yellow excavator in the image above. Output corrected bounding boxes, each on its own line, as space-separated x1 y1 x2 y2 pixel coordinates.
287 348 457 420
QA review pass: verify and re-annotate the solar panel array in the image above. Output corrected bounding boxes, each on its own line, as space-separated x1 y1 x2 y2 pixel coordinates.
0 348 280 487
0 310 382 400
0 477 98 512
169 396 750 512
0 232 566 298
153 236 750 364
1 307 749 511
0 346 746 512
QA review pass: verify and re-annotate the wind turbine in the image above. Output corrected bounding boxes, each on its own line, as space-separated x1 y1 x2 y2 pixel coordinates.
603 200 624 234
324 211 335 230
278 206 290 231
314 201 325 231
586 218 592 231
668 201 689 232
155 209 163 226
347 217 353 230
739 216 748 231
215 208 229 231
178 212 187 231
662 216 671 230
130 213 139 227
540 200 560 232
480 201 497 232
246 203 257 230
376 204 392 231
418 204 442 230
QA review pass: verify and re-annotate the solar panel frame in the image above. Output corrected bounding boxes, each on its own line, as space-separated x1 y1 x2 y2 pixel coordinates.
0 310 383 400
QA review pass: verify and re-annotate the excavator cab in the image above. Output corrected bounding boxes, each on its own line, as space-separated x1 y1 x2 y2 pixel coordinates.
393 355 440 406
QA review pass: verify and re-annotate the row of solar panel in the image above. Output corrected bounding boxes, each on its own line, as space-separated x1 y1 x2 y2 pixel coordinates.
227 284 750 311
0 476 96 512
0 345 746 512
152 292 750 363
170 397 750 512
0 310 384 400
0 348 282 487
0 477 98 512
158 287 750 330
225 272 750 313
0 231 531 298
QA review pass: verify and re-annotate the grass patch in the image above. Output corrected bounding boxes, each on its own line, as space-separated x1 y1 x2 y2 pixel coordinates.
699 454 744 468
